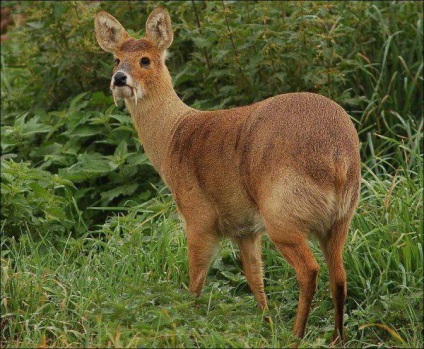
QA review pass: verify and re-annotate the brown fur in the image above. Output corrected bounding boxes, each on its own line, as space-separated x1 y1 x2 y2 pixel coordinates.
95 7 361 342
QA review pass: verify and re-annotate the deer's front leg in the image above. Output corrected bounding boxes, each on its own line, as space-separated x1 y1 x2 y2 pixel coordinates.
186 225 220 297
233 233 268 310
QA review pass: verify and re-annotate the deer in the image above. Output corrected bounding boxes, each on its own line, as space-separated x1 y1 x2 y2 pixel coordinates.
94 6 361 343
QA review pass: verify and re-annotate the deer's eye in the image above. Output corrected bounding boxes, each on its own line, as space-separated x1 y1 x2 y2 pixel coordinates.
140 57 151 68
114 58 120 66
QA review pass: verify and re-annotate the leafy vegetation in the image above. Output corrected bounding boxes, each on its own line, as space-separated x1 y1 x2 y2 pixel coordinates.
1 159 83 238
1 1 422 348
1 92 159 231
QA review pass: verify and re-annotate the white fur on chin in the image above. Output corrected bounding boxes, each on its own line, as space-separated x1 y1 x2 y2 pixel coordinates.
112 86 143 106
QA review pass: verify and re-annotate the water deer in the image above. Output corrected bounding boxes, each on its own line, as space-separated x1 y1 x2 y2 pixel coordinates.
94 6 360 342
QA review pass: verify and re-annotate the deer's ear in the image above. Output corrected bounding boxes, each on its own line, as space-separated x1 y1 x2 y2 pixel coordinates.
145 6 173 50
95 11 130 53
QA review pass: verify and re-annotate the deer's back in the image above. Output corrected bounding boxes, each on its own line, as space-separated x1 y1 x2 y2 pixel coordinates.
165 92 360 236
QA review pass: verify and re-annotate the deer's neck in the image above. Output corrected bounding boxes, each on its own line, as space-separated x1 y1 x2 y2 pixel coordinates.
124 68 194 176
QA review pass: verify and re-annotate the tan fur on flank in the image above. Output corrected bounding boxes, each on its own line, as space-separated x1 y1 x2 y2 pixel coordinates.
95 6 361 342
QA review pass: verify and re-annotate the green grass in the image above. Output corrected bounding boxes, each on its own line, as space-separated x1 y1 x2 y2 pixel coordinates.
2 140 422 348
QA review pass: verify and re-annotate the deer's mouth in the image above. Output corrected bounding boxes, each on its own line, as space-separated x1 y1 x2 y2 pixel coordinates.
113 85 133 99
111 85 142 106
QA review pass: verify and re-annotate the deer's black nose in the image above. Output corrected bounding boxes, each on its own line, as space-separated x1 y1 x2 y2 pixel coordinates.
113 71 127 86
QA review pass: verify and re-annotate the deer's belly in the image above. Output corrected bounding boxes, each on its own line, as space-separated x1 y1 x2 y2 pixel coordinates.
215 207 265 237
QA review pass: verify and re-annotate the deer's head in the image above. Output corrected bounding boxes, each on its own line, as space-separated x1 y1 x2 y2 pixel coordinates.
94 7 173 106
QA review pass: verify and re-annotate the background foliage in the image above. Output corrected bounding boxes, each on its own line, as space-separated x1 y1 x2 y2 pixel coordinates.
1 1 422 233
1 1 422 348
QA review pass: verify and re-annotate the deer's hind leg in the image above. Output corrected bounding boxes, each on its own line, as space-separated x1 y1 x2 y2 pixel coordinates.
319 218 350 343
265 219 319 339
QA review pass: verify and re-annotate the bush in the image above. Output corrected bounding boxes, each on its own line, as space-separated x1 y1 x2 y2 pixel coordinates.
1 1 106 112
0 158 83 239
0 1 422 233
2 1 422 155
1 92 160 228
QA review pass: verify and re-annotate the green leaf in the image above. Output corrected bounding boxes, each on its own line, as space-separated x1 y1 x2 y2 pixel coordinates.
126 153 148 166
69 125 103 138
19 117 52 136
100 183 139 202
114 141 128 159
